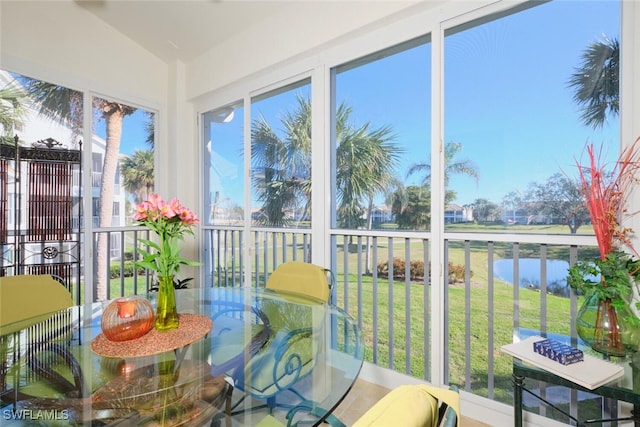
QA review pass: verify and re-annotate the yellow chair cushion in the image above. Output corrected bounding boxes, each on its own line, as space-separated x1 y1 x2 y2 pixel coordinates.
352 384 460 427
266 261 330 302
0 275 73 333
255 414 285 427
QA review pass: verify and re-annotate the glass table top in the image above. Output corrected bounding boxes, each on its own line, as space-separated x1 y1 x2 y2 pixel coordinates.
0 287 364 426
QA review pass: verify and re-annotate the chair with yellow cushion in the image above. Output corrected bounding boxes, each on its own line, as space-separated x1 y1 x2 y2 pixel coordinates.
207 262 339 425
0 274 81 404
265 261 333 302
260 261 345 425
250 261 333 400
0 274 74 335
352 384 460 427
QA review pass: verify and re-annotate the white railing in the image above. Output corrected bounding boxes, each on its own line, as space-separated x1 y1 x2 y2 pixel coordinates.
94 225 606 425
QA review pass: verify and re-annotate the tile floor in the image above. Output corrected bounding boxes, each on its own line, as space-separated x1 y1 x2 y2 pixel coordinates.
332 378 491 427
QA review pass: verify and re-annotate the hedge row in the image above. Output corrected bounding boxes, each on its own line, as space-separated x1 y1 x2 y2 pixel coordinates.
376 258 473 284
109 261 146 279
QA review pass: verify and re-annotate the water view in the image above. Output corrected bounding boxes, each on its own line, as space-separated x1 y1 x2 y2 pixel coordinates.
494 259 571 297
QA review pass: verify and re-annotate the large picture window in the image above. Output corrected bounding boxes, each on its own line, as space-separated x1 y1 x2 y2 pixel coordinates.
442 1 621 419
250 80 312 229
203 103 244 226
444 1 620 234
0 70 83 293
332 36 431 231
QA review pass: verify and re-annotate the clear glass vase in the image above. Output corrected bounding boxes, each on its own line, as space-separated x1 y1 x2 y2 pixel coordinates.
576 292 640 357
155 275 179 331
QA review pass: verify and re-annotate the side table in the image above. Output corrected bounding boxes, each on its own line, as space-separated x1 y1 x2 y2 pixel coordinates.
513 361 640 426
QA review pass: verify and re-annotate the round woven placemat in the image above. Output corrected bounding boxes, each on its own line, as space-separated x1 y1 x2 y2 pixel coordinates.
91 313 213 358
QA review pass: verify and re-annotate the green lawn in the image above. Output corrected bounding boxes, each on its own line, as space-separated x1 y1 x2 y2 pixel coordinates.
106 226 605 422
334 272 574 400
332 232 612 423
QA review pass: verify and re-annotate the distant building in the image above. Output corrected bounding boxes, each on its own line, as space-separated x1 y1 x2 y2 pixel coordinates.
445 204 473 224
370 205 393 224
503 206 552 225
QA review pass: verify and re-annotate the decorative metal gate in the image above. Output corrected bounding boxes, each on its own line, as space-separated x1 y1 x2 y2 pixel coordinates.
0 136 82 303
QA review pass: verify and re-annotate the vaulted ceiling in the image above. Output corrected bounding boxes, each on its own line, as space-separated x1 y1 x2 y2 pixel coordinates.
74 1 416 64
75 1 290 62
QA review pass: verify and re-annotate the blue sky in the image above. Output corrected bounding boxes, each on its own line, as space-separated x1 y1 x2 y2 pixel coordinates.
333 0 619 206
124 1 619 213
443 0 619 205
99 108 150 155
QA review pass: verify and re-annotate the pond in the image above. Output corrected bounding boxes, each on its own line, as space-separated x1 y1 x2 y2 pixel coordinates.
494 258 571 297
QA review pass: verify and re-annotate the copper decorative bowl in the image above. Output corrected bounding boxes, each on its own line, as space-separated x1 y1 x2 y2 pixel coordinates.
101 296 155 342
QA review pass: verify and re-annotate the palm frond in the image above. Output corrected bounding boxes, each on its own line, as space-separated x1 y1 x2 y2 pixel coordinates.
568 36 619 129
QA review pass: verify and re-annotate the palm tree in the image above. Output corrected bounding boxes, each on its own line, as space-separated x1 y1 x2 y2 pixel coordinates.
251 94 312 227
568 36 619 129
144 110 155 148
335 104 400 273
120 149 154 206
251 96 400 233
406 141 479 202
22 78 84 140
24 78 136 301
0 83 28 144
335 103 400 230
93 99 136 301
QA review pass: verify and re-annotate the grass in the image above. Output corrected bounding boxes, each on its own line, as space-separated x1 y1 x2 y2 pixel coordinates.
446 222 593 235
106 225 605 422
335 270 610 423
332 233 612 424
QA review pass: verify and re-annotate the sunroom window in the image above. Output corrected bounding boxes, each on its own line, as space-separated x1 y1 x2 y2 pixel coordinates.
332 36 431 231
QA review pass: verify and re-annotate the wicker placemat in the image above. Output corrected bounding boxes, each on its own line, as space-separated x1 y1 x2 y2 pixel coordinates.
91 313 213 358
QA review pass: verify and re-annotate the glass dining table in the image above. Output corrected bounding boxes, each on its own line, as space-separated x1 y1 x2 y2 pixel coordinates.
0 286 364 426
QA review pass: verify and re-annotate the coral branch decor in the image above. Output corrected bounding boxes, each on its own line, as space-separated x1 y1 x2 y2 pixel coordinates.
134 194 200 332
568 137 640 357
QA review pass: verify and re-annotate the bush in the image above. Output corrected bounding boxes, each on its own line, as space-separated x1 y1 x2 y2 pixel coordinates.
377 257 405 278
448 262 473 283
109 261 144 278
409 260 424 280
376 259 473 284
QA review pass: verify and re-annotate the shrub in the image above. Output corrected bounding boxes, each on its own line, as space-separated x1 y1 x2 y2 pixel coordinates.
448 262 473 283
109 261 144 278
377 257 405 278
409 260 424 280
376 259 473 283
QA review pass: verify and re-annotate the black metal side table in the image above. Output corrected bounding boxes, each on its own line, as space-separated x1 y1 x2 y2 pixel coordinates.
513 361 640 426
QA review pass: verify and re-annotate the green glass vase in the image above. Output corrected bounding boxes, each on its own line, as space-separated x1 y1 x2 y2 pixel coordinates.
155 275 179 331
576 292 640 357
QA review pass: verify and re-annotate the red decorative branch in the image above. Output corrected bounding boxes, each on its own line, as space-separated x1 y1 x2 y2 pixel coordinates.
576 136 640 261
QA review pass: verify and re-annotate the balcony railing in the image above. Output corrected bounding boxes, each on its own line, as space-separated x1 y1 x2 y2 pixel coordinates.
92 225 610 424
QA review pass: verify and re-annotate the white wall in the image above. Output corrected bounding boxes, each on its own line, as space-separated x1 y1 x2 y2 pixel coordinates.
0 0 168 107
186 1 422 100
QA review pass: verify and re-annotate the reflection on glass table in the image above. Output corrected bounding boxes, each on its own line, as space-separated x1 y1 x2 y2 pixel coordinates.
0 287 364 426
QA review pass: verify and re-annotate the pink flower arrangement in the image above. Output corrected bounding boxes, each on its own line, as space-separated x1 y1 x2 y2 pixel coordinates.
134 194 200 277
